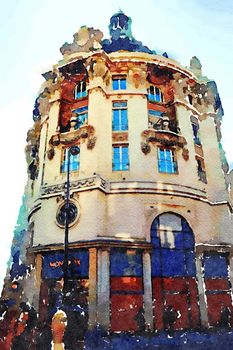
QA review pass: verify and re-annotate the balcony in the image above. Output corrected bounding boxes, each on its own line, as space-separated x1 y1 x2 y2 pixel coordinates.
49 124 96 148
142 115 187 148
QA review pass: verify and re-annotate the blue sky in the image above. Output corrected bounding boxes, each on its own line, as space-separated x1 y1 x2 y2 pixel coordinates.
0 0 232 289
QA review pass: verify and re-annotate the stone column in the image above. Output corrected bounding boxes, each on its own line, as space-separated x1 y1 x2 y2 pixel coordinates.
142 250 154 331
195 253 209 327
97 249 110 330
88 248 98 328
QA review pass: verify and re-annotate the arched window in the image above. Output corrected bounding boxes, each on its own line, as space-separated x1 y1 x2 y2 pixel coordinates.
151 213 196 277
151 213 200 330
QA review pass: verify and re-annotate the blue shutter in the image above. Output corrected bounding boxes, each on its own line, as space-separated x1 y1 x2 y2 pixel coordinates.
122 146 129 170
112 79 119 90
121 109 128 130
113 147 120 171
113 109 120 131
120 78 126 90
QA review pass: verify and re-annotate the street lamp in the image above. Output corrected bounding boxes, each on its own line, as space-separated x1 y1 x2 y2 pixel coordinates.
63 145 80 294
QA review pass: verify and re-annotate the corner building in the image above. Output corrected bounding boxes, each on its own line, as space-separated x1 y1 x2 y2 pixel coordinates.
8 12 233 333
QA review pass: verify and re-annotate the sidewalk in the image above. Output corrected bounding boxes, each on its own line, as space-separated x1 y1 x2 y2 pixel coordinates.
84 328 233 350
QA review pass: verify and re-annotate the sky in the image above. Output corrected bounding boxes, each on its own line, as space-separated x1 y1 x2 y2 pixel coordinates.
0 0 232 290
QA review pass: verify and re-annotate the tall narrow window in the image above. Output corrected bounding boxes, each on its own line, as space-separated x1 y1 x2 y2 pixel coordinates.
112 76 127 90
196 156 207 183
112 145 129 171
148 86 163 103
61 148 80 173
75 81 87 99
72 106 88 129
190 116 201 145
158 148 177 174
112 101 128 131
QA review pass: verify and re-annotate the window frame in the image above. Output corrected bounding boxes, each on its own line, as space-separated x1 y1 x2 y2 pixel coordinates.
157 147 178 174
147 86 163 103
74 81 87 99
112 75 127 90
112 101 128 131
72 106 88 129
112 144 130 171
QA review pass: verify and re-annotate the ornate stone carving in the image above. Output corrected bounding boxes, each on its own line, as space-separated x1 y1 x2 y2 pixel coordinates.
60 26 103 56
182 147 189 161
112 132 128 143
49 125 96 149
141 129 187 148
86 56 110 85
128 66 147 88
47 147 55 160
87 137 97 150
41 176 104 196
141 142 151 155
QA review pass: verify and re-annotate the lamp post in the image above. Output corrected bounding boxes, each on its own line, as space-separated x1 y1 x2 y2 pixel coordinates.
63 145 80 295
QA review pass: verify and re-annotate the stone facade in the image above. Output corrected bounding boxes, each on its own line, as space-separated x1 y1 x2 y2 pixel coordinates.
2 11 233 338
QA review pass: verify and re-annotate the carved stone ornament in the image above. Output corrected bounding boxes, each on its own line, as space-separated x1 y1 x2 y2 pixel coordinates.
182 147 189 161
60 26 103 55
129 66 147 88
141 142 151 155
86 56 110 85
141 129 187 148
87 136 97 150
112 132 128 143
49 125 96 148
47 147 55 160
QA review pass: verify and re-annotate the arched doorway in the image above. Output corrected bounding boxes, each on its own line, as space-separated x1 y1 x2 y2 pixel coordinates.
151 213 200 330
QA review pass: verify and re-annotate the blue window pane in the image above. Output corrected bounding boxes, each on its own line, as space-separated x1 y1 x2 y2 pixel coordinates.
184 232 195 249
203 254 228 278
113 101 127 108
174 232 184 249
121 109 128 130
159 149 165 160
165 149 172 161
112 79 119 90
148 93 155 102
110 250 142 276
185 251 196 276
148 109 163 117
162 250 185 277
158 160 166 172
112 110 120 131
120 79 126 90
151 249 162 277
113 146 129 171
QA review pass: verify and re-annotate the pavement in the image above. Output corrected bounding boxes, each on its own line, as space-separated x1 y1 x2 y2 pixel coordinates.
84 328 233 350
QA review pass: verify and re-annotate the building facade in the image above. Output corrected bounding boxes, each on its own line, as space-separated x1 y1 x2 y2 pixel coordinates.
2 11 233 336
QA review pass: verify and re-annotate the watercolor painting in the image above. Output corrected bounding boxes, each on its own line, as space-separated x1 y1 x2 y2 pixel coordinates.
0 1 233 349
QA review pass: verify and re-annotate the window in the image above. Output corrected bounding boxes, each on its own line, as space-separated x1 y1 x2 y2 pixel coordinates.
61 148 80 173
190 116 201 145
72 106 88 129
112 145 129 171
148 86 163 103
112 101 128 131
112 76 126 90
196 156 207 183
151 213 196 277
74 81 87 99
158 148 177 174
